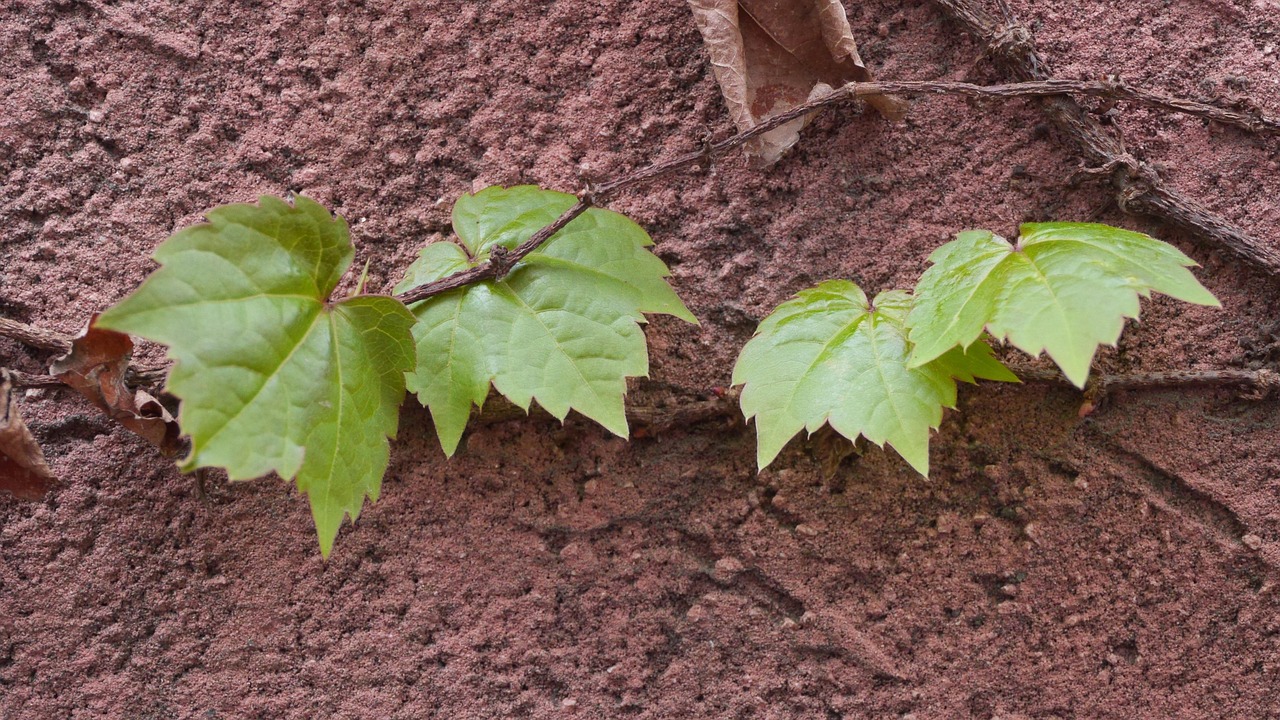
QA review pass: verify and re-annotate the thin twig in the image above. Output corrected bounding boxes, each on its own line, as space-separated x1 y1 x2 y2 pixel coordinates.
6 40 1279 412
1014 366 1280 394
6 358 1276 417
464 367 1276 431
1100 368 1280 394
7 302 1271 413
396 201 592 305
469 389 742 432
931 0 1280 275
395 75 1279 304
0 317 167 389
4 341 1274 442
3 369 65 389
0 318 71 353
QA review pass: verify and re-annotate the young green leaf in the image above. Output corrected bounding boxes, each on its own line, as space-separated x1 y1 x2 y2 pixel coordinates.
732 281 1013 475
933 339 1021 385
97 196 416 556
396 185 696 455
907 223 1219 387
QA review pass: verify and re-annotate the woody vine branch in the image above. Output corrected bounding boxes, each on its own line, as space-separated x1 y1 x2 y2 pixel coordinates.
4 72 1279 399
395 74 1280 305
931 0 1280 274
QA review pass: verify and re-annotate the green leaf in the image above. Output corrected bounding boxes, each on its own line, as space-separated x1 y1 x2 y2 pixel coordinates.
732 281 1010 475
97 196 416 556
396 185 695 454
933 340 1020 384
907 223 1219 387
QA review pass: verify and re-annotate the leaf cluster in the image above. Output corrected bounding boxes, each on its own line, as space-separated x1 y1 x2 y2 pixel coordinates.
95 188 691 555
733 223 1218 472
11 188 1214 555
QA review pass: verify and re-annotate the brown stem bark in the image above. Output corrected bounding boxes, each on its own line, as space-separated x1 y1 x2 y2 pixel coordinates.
930 0 1280 274
3 369 66 389
0 318 71 353
467 368 1277 431
0 318 166 389
6 25 1279 429
395 76 1279 305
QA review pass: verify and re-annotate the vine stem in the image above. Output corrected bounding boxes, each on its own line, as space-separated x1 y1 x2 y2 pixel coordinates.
5 336 1275 412
394 75 1279 305
5 28 1280 414
1013 366 1280 393
930 0 1280 275
0 318 166 388
467 366 1279 431
0 317 71 353
4 369 65 389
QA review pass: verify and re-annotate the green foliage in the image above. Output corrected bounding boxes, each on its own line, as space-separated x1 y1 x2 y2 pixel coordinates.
98 196 415 556
732 281 1014 474
396 185 696 455
90 187 1216 554
734 223 1217 474
907 223 1219 387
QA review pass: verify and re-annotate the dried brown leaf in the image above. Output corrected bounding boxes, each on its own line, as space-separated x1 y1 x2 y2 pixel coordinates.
51 316 183 456
809 424 861 480
0 369 57 500
689 0 906 164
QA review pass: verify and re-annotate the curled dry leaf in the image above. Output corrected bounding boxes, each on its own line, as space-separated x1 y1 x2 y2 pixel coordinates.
50 316 183 456
0 369 57 500
688 0 907 164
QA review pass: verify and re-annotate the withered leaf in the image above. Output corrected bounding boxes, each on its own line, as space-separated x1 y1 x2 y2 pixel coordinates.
50 317 182 456
809 424 861 480
688 0 907 164
0 369 57 500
